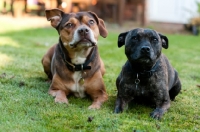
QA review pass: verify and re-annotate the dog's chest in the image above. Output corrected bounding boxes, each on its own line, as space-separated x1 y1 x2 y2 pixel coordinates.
70 71 86 98
71 51 87 64
123 83 145 95
122 78 153 97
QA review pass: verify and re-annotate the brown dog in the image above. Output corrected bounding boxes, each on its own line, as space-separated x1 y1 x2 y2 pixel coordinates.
42 9 108 109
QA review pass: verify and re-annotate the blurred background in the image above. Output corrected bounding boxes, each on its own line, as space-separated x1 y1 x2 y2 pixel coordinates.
1 0 200 35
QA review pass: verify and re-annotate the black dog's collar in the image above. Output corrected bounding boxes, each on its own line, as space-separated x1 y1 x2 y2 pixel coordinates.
128 60 159 79
58 40 96 72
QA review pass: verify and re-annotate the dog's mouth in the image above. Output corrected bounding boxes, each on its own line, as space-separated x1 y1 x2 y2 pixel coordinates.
70 38 96 48
140 55 151 59
78 38 96 45
139 57 151 63
135 55 152 64
129 54 152 65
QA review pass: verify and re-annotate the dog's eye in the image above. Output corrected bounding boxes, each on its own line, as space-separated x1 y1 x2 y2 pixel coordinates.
132 36 138 41
66 23 73 28
152 38 158 42
89 20 95 25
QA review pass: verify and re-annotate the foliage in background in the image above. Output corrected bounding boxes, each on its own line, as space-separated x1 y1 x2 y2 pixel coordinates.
197 1 200 13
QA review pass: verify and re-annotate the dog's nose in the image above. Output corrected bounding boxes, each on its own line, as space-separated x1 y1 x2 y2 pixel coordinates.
78 28 89 36
141 46 150 53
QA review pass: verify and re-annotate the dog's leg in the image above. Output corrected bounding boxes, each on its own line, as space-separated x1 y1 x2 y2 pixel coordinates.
42 56 52 80
85 73 108 109
48 75 69 104
41 44 56 80
150 94 171 119
169 83 181 101
87 86 108 109
114 96 129 113
100 58 105 76
54 90 68 104
169 75 181 101
114 76 132 113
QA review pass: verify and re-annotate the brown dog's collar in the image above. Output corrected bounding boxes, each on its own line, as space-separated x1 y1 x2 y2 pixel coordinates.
58 42 97 72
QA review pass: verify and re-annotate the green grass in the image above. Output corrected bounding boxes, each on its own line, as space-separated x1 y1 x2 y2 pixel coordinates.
0 17 200 132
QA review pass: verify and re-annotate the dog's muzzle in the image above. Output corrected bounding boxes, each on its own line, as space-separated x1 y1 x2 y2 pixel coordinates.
69 26 97 48
141 46 150 54
139 45 152 59
78 27 89 37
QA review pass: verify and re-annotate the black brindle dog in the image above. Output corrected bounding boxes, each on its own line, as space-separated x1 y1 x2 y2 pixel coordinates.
114 28 181 119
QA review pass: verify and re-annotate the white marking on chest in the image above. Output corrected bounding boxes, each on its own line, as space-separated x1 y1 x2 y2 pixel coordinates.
71 51 87 64
70 71 86 98
69 48 89 97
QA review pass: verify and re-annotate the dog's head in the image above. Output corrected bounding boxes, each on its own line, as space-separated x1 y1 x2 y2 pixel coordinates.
118 28 168 66
45 9 108 50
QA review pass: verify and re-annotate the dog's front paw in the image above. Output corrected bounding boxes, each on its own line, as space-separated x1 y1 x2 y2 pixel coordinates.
114 107 122 113
88 105 100 109
88 102 101 109
150 108 164 120
52 90 68 104
55 96 68 104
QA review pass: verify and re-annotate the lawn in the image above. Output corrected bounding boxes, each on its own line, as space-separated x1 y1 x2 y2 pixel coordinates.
0 16 200 132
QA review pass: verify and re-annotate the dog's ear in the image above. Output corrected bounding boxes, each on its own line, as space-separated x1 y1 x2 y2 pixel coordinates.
45 8 64 28
98 18 108 38
159 33 168 49
88 11 108 38
118 32 128 48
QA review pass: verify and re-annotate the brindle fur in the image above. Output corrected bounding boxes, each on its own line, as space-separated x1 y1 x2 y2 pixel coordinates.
114 28 181 119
